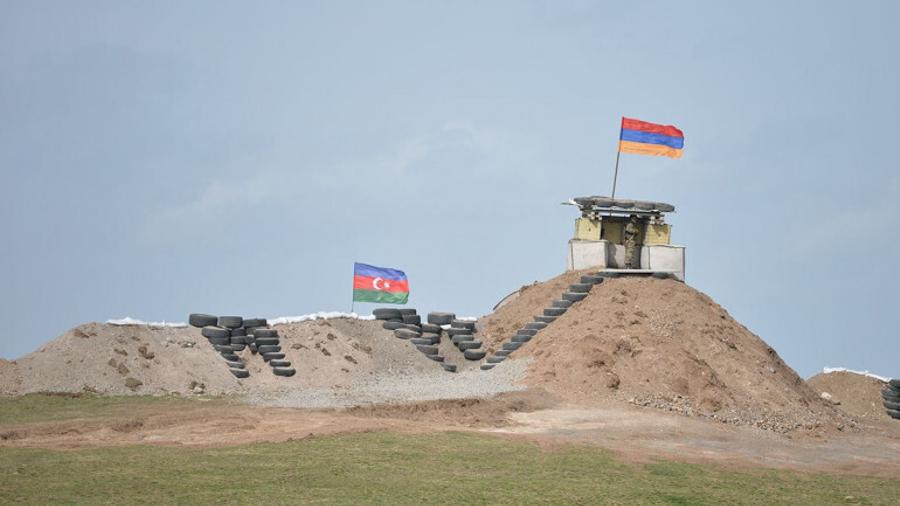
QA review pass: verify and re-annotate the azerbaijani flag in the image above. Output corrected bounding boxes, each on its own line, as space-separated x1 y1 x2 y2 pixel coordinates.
618 117 684 159
352 262 409 304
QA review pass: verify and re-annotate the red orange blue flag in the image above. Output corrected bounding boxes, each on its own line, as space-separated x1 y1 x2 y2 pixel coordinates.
618 117 684 159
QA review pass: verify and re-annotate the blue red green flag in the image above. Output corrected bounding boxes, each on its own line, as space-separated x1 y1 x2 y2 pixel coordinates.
352 262 409 304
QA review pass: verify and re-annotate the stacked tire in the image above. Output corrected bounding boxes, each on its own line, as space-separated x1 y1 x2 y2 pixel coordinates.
373 308 456 373
191 314 250 378
448 319 485 362
254 327 295 377
883 379 900 420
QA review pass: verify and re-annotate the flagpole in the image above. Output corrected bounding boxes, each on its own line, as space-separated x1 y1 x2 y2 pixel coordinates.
611 142 622 200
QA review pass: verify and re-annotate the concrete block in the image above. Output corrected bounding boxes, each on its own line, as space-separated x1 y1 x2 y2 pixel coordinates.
640 245 685 280
567 239 608 271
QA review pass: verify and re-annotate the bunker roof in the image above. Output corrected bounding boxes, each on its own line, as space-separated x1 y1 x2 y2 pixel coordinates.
567 196 675 216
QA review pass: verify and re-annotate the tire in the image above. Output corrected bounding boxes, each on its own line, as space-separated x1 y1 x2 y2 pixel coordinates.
254 328 278 338
410 337 432 345
446 327 472 337
395 328 420 339
214 344 235 352
496 350 512 357
373 308 402 320
255 337 279 346
201 326 229 339
883 390 900 402
883 400 900 410
464 349 486 360
229 368 249 378
399 323 422 332
269 360 291 367
416 344 439 355
218 316 243 329
258 345 282 354
458 341 482 351
889 379 900 389
502 342 522 351
552 299 573 309
480 364 495 370
189 314 218 328
535 315 556 323
402 314 422 325
263 352 286 361
231 343 246 351
230 327 247 337
581 275 605 285
517 329 538 337
569 283 593 293
427 354 445 362
382 321 404 331
209 337 230 346
273 367 296 377
221 352 240 362
230 336 247 345
421 333 441 345
512 335 531 343
427 312 455 325
421 323 442 334
451 320 476 330
544 308 566 317
451 334 474 344
562 292 588 302
887 408 900 420
397 308 417 317
243 318 266 328
442 363 457 373
487 356 506 364
225 360 245 369
249 343 258 354
525 322 547 330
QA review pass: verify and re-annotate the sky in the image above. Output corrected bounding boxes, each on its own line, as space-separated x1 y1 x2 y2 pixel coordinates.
1 1 898 379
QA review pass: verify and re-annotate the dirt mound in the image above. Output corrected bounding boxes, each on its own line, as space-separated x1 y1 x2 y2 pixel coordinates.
478 272 853 434
808 371 892 423
1 319 451 396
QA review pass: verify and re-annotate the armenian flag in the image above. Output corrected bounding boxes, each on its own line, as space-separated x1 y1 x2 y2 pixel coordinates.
352 262 409 304
618 117 684 158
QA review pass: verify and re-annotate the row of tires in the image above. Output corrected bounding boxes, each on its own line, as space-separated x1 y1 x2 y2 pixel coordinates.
189 313 296 378
882 380 900 420
376 307 458 373
481 273 606 370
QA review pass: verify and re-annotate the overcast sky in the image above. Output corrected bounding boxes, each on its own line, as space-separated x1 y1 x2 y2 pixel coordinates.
2 1 898 378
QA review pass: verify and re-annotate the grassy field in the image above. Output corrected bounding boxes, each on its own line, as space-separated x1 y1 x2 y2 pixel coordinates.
1 395 897 505
0 392 197 425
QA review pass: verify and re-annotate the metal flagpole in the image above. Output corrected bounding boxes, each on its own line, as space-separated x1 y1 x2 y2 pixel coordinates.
611 141 622 200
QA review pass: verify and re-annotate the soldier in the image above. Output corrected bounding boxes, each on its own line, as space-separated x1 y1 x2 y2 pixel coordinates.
623 214 641 269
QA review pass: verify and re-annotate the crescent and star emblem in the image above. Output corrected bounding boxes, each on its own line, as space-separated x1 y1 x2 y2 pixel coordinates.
372 277 391 290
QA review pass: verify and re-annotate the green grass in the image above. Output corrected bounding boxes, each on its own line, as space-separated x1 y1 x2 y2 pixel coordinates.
1 431 897 505
0 393 198 425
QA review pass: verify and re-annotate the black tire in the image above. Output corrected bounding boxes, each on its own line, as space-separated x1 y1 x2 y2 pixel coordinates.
562 292 588 302
410 337 432 345
544 308 566 317
269 360 291 367
263 352 286 361
464 349 486 360
373 308 402 320
882 387 900 400
421 323 442 334
442 363 457 373
451 334 474 344
255 337 280 346
569 283 592 293
512 335 531 343
230 327 247 337
225 360 245 369
883 400 900 410
218 316 243 329
273 367 296 377
201 326 229 339
214 344 235 352
402 314 422 325
487 356 506 364
889 379 900 389
580 275 605 285
382 321 404 331
416 344 439 355
496 350 512 357
552 299 573 309
243 318 266 328
480 364 495 371
258 345 282 354
451 320 476 330
446 327 472 337
421 333 441 345
231 343 246 351
427 354 445 362
525 322 547 330
229 368 249 378
427 312 455 325
249 343 258 354
254 328 278 338
209 337 230 346
458 341 482 351
221 352 240 362
189 314 218 328
502 342 522 351
517 329 538 337
399 323 422 332
887 408 900 420
230 336 247 345
534 315 556 323
397 308 417 316
395 328 420 339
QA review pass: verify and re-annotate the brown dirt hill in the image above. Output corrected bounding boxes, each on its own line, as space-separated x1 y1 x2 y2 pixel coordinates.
477 272 853 434
0 319 442 396
808 371 892 423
